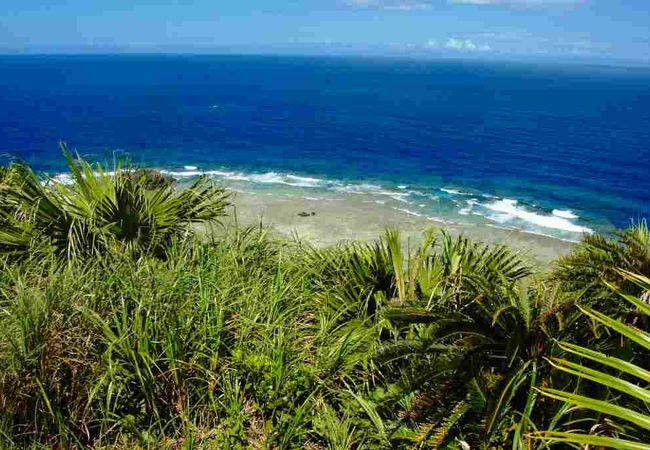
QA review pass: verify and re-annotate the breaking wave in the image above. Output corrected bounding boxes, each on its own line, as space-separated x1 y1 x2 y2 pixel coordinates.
472 199 592 235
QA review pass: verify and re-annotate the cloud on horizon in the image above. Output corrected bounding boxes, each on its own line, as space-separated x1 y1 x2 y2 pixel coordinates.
385 30 615 59
424 37 492 51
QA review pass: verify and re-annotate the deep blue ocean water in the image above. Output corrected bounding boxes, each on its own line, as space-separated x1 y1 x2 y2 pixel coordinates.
1 54 649 240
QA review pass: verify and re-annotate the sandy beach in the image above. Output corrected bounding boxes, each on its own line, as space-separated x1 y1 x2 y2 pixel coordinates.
224 189 574 265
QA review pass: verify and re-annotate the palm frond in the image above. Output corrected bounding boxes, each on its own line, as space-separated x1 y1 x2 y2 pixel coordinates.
536 271 650 448
0 145 230 260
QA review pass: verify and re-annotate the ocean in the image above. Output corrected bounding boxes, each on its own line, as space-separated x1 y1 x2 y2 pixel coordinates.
1 54 649 242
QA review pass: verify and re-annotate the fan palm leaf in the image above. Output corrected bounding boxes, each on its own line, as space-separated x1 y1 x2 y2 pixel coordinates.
0 144 230 259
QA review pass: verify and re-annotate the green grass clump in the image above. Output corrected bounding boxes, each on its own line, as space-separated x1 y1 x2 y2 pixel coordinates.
0 225 396 449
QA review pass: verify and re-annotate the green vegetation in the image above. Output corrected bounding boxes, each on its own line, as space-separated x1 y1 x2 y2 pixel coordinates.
0 145 229 259
1 152 649 449
536 271 650 450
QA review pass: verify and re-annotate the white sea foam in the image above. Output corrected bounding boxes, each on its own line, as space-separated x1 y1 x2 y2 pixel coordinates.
52 171 116 184
396 208 423 217
378 190 412 203
334 183 383 194
552 209 579 219
283 174 327 187
407 189 429 197
184 165 198 170
162 169 331 188
397 185 408 189
485 199 592 234
333 184 413 203
53 173 73 185
233 173 327 188
160 169 419 203
160 169 203 177
440 187 471 196
458 199 478 216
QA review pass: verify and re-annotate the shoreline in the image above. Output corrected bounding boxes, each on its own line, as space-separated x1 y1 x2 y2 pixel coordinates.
224 190 575 265
52 165 603 245
48 168 581 263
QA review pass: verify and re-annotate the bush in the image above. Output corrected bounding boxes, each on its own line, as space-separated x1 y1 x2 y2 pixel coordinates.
0 146 230 260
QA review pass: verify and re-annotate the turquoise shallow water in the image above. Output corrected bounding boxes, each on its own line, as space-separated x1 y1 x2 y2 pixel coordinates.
1 54 649 241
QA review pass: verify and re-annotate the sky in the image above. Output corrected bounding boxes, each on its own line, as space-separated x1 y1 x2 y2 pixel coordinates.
1 0 649 64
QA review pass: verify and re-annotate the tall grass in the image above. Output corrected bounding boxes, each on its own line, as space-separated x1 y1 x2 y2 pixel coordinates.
0 226 388 449
1 154 649 449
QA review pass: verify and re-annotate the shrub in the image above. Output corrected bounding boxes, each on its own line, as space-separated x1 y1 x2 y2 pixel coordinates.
0 146 230 260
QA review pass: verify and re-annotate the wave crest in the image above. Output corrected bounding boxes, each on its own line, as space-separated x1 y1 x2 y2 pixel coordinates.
484 199 592 234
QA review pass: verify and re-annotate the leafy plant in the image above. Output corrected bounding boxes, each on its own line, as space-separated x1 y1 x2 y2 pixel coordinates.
367 230 552 447
555 222 650 305
536 270 650 449
0 144 230 260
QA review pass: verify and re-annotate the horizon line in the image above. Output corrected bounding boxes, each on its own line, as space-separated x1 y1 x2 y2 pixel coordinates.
1 49 649 69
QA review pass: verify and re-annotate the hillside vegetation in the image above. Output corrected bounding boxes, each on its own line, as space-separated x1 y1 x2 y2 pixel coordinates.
1 151 649 449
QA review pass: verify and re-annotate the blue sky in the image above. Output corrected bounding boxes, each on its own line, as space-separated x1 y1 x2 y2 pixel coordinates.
1 0 649 63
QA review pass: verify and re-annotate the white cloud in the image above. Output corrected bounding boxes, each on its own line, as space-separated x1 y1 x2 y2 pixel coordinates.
445 37 476 50
467 30 605 56
443 37 492 51
416 37 493 52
